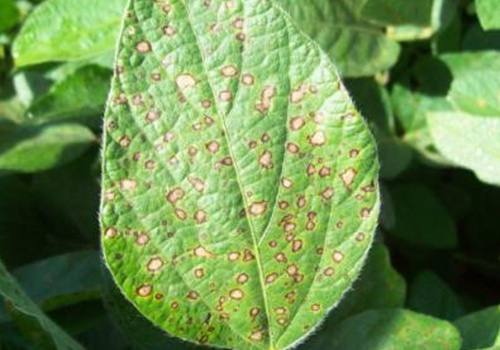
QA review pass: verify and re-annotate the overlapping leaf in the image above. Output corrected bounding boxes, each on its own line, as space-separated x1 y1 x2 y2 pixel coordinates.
100 0 380 349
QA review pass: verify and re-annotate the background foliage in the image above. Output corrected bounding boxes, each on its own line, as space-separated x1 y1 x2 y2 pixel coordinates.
0 0 499 349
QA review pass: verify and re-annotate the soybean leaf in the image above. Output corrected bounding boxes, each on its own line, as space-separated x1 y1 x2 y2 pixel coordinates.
12 0 128 67
360 0 434 27
0 122 95 173
0 251 101 322
316 309 462 350
277 0 401 77
463 24 500 51
346 78 412 179
298 243 406 349
0 258 85 350
388 183 458 249
408 270 465 321
28 66 112 123
448 70 500 117
427 112 500 187
100 0 381 349
101 267 200 350
476 0 500 30
0 0 20 34
454 305 500 350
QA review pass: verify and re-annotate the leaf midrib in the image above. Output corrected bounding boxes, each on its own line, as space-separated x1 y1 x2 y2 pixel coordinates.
180 1 275 349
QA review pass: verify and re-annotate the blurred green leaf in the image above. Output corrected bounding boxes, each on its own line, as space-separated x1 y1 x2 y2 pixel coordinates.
388 183 458 249
28 65 111 123
313 309 462 350
427 112 500 186
0 259 85 349
0 122 95 173
476 0 500 30
33 151 101 239
12 251 100 312
463 25 500 51
454 305 500 349
408 270 465 321
0 0 20 34
277 0 401 77
448 70 500 117
12 0 128 67
360 0 434 27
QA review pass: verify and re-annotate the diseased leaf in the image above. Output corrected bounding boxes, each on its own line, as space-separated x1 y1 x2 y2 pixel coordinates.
388 183 458 249
298 243 406 349
12 0 128 67
454 305 500 350
476 0 500 30
0 258 85 350
277 0 401 77
0 122 96 173
427 112 500 187
100 0 380 349
448 69 500 117
28 66 112 123
318 309 462 350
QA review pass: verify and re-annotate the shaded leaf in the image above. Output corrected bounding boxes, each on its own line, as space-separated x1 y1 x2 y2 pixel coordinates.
388 183 458 249
316 309 462 350
101 0 380 349
28 65 112 123
0 122 95 173
277 0 401 77
427 112 500 186
476 0 500 30
0 259 85 349
12 0 128 67
408 270 465 321
360 0 434 27
454 305 500 350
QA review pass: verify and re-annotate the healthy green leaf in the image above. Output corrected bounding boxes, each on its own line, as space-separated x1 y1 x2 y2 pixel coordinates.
388 183 458 249
317 309 462 350
476 0 500 30
0 122 95 173
0 258 85 350
408 270 465 321
454 305 500 350
448 69 500 117
277 0 401 77
12 0 128 67
28 66 112 123
100 0 380 349
427 112 500 186
0 0 20 34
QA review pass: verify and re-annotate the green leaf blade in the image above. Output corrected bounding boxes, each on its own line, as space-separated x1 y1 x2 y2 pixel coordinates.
476 0 500 30
100 0 380 349
427 112 500 187
12 0 128 67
